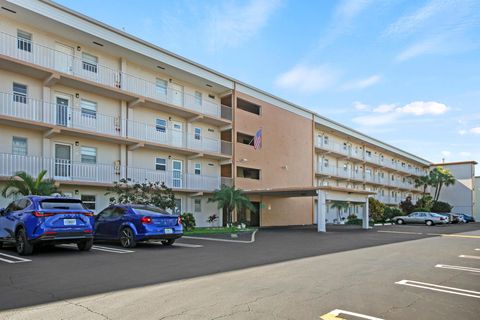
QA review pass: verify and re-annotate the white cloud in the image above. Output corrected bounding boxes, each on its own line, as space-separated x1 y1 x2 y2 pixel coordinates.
395 38 442 62
206 0 282 51
336 0 374 22
353 101 370 111
353 101 449 127
458 129 467 135
470 127 480 134
274 64 339 93
441 150 452 157
459 151 471 157
341 74 381 90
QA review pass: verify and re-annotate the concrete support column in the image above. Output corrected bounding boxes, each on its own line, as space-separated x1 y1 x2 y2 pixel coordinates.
120 144 127 179
120 100 127 137
42 86 51 123
363 196 370 229
317 191 326 232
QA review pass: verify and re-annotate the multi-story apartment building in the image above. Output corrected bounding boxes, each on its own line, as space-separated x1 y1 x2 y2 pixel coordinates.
0 0 469 230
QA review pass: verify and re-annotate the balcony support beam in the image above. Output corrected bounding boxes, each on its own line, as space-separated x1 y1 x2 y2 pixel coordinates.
44 128 61 138
128 143 144 151
191 192 203 197
128 98 145 108
187 115 203 123
43 73 61 87
188 153 203 160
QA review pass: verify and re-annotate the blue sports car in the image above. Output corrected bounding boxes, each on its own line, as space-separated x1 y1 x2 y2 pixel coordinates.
0 196 94 255
94 204 183 248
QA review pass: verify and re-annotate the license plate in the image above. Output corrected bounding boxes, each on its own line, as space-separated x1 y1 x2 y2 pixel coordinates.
164 228 173 234
64 219 77 226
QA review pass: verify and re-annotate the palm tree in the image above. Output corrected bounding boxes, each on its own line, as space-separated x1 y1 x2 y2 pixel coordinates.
330 201 350 223
1 170 57 198
429 167 455 202
414 175 431 195
208 185 255 225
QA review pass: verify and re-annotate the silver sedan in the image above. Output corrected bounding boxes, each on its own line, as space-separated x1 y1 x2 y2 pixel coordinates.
393 212 448 226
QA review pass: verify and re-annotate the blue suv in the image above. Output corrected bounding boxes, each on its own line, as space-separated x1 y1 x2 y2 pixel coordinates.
0 196 95 255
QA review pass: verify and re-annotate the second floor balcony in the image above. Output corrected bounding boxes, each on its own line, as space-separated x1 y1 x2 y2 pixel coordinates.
0 92 232 157
0 153 221 192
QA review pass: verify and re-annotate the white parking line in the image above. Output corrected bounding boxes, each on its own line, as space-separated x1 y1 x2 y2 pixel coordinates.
396 280 480 299
0 253 31 264
60 244 134 254
435 264 480 273
377 230 423 235
183 229 258 244
320 309 384 320
173 243 203 248
459 255 480 260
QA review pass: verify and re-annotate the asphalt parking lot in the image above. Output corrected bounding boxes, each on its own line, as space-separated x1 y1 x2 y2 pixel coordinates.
1 223 479 319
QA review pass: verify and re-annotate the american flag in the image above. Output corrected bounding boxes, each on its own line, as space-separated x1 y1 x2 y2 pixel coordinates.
254 128 262 150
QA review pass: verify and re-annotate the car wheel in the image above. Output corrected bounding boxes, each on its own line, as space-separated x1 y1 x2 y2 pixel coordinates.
120 227 136 248
396 219 404 225
161 239 175 246
425 220 434 226
16 229 34 256
77 239 93 251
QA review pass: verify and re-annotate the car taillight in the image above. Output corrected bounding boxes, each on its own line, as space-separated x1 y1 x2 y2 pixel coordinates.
83 212 94 217
177 216 182 225
32 211 54 217
83 229 93 233
141 216 152 224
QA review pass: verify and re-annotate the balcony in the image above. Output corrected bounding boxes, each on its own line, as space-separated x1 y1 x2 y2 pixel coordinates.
0 32 232 123
0 153 220 192
0 92 232 157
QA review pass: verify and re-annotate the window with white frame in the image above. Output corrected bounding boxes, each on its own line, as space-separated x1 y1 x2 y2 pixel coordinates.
323 159 329 167
81 195 96 211
81 99 97 119
194 199 201 212
155 118 167 133
194 91 202 106
81 146 97 164
17 30 32 52
194 127 202 140
194 163 201 175
323 136 329 145
155 158 166 171
156 78 168 96
343 142 347 150
343 163 348 171
13 83 27 104
82 52 98 73
12 137 27 156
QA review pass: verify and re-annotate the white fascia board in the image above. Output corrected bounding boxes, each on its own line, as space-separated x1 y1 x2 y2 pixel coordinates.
235 83 313 120
314 115 431 166
9 0 234 89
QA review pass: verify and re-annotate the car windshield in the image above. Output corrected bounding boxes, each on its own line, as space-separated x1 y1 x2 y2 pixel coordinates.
132 207 171 216
430 213 443 218
40 199 86 210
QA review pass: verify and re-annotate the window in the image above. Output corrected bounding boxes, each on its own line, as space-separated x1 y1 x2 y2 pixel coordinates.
366 150 372 157
155 158 166 171
237 166 260 180
194 127 202 140
391 174 395 181
194 163 201 175
365 169 372 175
194 91 202 106
343 163 348 171
12 137 27 156
324 136 329 145
81 99 97 119
237 98 261 115
17 30 32 52
155 118 167 133
237 132 254 146
13 83 27 104
156 78 168 96
324 159 329 167
173 199 182 215
343 142 347 150
194 199 201 212
81 146 97 164
81 195 96 211
82 52 98 73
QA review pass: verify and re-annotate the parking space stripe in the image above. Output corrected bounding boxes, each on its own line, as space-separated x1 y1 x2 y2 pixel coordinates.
435 264 480 273
59 244 134 253
395 280 480 299
173 243 203 248
320 309 384 320
459 255 480 260
0 253 31 264
377 230 423 235
433 234 480 239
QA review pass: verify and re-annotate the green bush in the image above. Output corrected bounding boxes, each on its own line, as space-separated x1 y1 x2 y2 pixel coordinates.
415 195 433 211
431 201 452 213
369 197 386 223
399 196 415 214
180 212 196 231
384 207 403 221
345 214 362 225
414 207 431 212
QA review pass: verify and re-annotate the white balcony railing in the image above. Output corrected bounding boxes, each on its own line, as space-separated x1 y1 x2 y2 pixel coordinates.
0 32 232 121
0 92 232 156
0 153 220 191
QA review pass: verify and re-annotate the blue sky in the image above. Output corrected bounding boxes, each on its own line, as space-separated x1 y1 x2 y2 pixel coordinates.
57 0 480 170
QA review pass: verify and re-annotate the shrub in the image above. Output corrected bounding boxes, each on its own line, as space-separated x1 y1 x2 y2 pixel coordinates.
207 214 219 225
431 201 452 213
384 207 403 221
345 214 362 225
369 197 386 223
415 195 433 211
181 212 196 231
399 196 415 214
414 207 431 212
